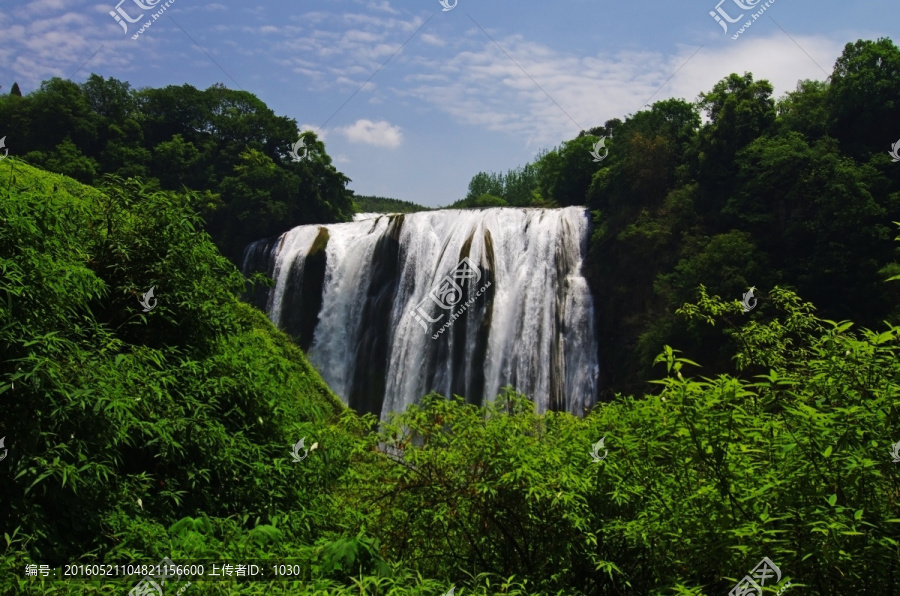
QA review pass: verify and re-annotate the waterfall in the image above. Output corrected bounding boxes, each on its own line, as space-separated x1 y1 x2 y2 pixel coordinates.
241 207 599 418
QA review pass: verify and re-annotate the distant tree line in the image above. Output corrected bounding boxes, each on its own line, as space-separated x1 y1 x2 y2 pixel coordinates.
456 37 900 397
0 76 355 263
449 162 549 208
352 194 428 214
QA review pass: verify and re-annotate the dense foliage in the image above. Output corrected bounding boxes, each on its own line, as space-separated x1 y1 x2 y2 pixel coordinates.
341 286 900 594
0 77 355 263
0 160 350 594
352 195 429 214
457 38 900 397
3 34 900 596
449 163 548 208
2 157 899 594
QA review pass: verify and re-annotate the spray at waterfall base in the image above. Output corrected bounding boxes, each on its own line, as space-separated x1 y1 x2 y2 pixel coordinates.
430 281 492 340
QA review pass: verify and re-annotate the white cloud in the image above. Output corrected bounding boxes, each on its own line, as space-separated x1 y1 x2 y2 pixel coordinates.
396 31 842 148
369 1 400 15
419 33 444 46
338 119 403 148
0 0 853 157
300 123 327 141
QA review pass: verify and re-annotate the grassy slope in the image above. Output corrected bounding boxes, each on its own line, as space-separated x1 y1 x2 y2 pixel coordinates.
1 158 341 408
0 159 352 594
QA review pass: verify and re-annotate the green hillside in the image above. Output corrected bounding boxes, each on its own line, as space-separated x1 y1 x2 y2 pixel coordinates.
0 159 351 594
0 77 356 265
3 36 900 595
454 38 900 398
2 158 900 595
352 194 430 214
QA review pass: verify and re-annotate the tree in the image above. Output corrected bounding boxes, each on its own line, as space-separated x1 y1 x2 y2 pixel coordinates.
462 166 538 207
465 171 504 203
0 161 346 580
502 163 539 206
535 136 600 206
10 82 22 96
585 116 622 139
25 78 100 156
616 99 699 159
28 138 100 184
696 72 776 221
0 75 356 268
728 132 894 321
777 79 829 141
98 119 152 179
81 75 135 122
205 84 297 158
828 38 900 157
216 148 296 260
135 83 215 150
153 134 203 190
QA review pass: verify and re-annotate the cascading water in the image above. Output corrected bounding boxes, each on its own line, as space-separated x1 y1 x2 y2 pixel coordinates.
241 207 599 418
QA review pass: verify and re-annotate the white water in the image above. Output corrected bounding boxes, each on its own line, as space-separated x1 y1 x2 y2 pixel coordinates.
269 226 323 327
309 216 392 399
242 207 599 418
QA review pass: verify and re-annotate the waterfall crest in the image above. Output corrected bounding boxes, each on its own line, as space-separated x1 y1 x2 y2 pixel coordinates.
242 207 599 418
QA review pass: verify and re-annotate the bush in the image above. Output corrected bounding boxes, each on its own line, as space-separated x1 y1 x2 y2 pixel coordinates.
2 159 899 595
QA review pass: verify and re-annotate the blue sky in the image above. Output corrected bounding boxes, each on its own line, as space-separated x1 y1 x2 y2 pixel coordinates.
0 0 897 207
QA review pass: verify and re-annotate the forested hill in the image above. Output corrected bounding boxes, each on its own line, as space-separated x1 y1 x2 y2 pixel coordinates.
3 156 900 595
0 159 352 592
2 38 899 400
454 37 900 397
352 194 429 214
3 37 900 596
0 78 355 264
